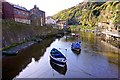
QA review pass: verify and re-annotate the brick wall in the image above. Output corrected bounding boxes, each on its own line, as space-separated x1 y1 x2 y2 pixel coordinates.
2 2 14 19
2 2 45 25
0 1 2 18
14 8 29 19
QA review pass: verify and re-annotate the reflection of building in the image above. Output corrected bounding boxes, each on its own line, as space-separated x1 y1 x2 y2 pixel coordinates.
2 1 45 26
30 5 45 26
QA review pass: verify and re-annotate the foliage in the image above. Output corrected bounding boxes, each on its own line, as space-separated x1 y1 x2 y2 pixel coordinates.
52 1 120 30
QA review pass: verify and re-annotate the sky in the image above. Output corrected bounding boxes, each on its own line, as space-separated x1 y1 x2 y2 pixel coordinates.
6 0 84 16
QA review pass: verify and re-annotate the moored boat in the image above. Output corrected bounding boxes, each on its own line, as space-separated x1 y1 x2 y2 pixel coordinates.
71 41 81 52
50 48 67 65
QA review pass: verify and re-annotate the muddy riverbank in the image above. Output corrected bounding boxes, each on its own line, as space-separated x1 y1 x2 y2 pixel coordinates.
2 30 64 55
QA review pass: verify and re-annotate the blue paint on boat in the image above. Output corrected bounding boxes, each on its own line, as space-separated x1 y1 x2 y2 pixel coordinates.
50 48 67 65
71 42 81 51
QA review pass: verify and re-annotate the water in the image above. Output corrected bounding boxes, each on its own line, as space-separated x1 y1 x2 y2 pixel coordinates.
2 32 119 79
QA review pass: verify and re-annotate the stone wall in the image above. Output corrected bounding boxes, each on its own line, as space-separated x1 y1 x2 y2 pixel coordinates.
2 20 58 48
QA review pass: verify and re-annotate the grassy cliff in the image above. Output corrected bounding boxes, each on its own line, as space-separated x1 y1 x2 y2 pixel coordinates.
52 1 120 29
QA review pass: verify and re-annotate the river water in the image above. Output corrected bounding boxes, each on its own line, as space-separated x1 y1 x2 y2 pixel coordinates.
2 32 119 79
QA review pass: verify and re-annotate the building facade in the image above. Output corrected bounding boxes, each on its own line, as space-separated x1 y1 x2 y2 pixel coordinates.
2 2 14 19
2 2 45 26
56 20 66 29
13 5 30 24
46 16 57 28
2 2 30 24
46 16 56 24
30 5 45 26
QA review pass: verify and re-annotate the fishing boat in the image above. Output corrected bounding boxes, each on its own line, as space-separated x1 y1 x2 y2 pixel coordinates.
50 48 67 65
71 41 81 52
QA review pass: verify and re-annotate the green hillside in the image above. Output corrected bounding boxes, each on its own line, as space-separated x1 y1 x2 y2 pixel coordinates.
52 1 120 28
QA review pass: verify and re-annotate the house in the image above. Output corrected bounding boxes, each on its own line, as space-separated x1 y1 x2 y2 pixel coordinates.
30 5 45 26
46 16 56 27
46 16 56 24
13 4 30 24
2 2 30 24
2 1 45 26
56 20 67 29
2 2 14 19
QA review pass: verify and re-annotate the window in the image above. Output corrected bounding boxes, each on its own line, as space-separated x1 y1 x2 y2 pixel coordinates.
18 11 21 14
26 13 29 16
22 12 25 15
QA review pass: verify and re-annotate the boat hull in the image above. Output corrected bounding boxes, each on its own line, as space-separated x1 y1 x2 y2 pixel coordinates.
71 42 81 52
71 48 81 52
50 55 66 65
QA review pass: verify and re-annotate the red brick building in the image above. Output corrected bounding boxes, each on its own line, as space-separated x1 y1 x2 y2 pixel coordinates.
2 2 45 26
2 2 30 24
13 4 30 24
2 2 14 19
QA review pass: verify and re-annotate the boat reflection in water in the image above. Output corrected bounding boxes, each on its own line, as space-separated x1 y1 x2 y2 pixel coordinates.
50 60 67 75
71 49 81 55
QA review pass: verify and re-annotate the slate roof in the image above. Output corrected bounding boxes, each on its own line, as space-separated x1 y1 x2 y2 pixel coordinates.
12 4 29 12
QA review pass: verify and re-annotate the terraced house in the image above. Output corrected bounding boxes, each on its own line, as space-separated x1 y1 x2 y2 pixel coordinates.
30 5 45 26
2 1 45 26
2 2 30 24
13 5 30 24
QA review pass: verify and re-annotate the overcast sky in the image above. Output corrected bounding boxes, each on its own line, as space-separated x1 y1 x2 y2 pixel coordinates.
6 0 84 16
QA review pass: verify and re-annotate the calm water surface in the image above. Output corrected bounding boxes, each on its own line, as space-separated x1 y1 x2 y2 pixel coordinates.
2 32 119 79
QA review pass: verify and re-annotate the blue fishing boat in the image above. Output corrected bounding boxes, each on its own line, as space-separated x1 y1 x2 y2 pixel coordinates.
71 41 81 52
50 48 67 65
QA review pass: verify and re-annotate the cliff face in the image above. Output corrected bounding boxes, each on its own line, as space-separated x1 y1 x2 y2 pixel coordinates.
2 20 57 48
